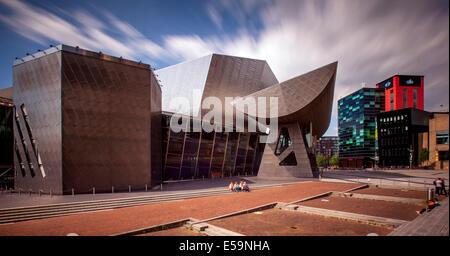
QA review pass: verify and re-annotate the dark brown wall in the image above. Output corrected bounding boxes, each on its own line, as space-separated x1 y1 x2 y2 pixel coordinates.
61 51 154 193
13 52 63 193
150 71 162 187
13 46 161 194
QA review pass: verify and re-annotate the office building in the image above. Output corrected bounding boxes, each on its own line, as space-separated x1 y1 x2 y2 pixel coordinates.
376 75 424 111
377 108 431 167
422 111 449 170
316 136 339 161
338 87 384 168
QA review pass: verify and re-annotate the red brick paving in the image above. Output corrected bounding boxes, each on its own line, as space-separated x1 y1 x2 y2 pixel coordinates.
297 195 423 221
208 209 394 236
0 181 358 236
353 187 427 199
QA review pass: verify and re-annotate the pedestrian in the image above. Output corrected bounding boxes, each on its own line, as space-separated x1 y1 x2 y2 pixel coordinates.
233 182 239 192
228 182 233 192
242 182 250 192
441 178 448 197
433 178 442 195
416 199 440 215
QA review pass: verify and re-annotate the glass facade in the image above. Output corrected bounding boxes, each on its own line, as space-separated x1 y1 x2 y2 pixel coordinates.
0 100 14 188
161 113 265 181
338 88 385 168
377 108 430 167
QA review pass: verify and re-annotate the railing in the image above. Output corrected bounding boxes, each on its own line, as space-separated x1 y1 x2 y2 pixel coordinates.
0 168 12 178
0 173 257 197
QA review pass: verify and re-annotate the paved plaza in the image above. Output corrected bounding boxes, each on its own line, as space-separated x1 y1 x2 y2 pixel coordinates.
0 169 448 236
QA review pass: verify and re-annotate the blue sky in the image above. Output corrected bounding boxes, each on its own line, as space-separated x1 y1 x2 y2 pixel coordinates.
0 0 448 136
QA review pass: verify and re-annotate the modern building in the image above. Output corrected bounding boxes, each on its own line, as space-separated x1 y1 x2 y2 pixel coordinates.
9 44 337 194
316 136 339 161
377 108 431 168
338 87 385 168
0 87 13 188
376 75 424 112
422 111 449 170
13 45 162 194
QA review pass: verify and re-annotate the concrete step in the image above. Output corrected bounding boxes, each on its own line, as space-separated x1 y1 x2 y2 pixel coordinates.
389 197 449 236
281 204 408 228
331 191 424 205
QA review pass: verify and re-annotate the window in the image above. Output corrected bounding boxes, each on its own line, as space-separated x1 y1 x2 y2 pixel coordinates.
275 128 291 155
438 151 449 160
279 152 297 166
436 130 449 145
403 88 408 108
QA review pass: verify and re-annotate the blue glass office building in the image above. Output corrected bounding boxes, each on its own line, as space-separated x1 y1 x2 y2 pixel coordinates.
338 87 385 168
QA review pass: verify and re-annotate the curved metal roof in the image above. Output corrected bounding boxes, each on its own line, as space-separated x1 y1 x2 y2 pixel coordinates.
236 61 338 137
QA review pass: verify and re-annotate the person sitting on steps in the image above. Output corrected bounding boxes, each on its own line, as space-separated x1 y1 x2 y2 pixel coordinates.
242 181 250 192
416 199 440 215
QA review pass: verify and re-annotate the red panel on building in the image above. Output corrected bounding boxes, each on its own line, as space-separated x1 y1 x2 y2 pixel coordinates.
376 75 424 112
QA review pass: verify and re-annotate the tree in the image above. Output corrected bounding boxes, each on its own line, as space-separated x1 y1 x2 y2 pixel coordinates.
330 154 339 167
316 153 328 168
419 148 429 166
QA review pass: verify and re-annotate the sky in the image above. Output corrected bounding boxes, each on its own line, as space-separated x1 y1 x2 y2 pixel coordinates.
0 0 448 136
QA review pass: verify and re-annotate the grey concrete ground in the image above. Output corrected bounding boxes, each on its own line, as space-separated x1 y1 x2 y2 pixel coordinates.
321 168 449 191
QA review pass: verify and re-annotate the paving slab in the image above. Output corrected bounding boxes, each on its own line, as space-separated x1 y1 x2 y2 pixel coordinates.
282 204 408 227
0 181 360 236
207 208 394 236
331 191 424 205
297 194 423 221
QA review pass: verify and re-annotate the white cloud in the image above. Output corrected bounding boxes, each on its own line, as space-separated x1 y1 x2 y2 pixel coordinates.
0 0 168 64
206 4 223 30
160 0 449 135
0 0 448 136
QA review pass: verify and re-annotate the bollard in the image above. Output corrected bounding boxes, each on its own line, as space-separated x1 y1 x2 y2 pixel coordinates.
93 187 95 195
427 188 435 201
129 185 131 193
112 186 114 193
39 190 41 196
145 184 147 192
160 183 162 191
72 188 74 197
